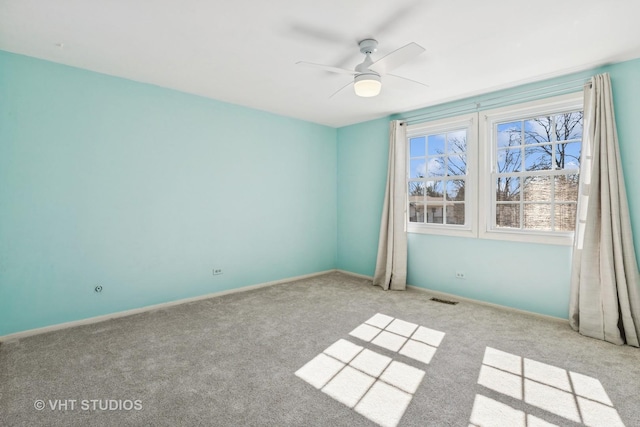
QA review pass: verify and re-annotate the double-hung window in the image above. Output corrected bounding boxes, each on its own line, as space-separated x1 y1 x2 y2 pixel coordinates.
405 92 584 245
479 93 584 245
406 113 477 237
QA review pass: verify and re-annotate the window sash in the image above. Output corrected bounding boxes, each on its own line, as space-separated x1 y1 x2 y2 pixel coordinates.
406 113 477 238
479 92 584 245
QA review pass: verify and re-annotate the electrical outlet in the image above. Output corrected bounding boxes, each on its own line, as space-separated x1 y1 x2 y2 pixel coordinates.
455 271 466 279
213 268 223 276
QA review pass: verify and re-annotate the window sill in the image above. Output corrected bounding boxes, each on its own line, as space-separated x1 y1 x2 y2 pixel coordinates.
407 223 477 238
478 228 574 246
407 223 574 246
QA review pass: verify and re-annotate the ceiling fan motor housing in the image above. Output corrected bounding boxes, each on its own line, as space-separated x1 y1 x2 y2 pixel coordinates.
354 40 381 97
359 39 378 54
356 39 379 75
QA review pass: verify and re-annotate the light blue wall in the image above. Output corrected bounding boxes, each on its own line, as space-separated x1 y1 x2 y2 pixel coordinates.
337 58 640 319
606 59 640 259
2 50 638 335
336 118 390 274
0 51 337 336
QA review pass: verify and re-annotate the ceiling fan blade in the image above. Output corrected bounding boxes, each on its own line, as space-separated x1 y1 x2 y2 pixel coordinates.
369 42 425 74
387 73 430 88
296 61 355 75
329 81 353 99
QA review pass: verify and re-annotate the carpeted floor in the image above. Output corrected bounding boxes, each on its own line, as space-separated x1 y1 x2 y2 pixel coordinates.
1 271 639 426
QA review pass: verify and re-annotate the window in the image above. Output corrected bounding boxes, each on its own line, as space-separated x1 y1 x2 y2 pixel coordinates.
406 113 477 237
479 93 583 245
405 93 584 245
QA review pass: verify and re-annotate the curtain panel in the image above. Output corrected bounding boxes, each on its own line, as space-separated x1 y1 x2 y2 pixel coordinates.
569 73 640 346
373 121 408 291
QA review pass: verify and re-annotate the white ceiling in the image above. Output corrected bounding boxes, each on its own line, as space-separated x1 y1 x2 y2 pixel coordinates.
1 0 640 128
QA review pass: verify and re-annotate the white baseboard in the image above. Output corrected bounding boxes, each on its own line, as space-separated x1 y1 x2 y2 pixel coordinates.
336 269 373 280
335 269 566 323
0 270 336 342
2 269 567 342
407 284 568 323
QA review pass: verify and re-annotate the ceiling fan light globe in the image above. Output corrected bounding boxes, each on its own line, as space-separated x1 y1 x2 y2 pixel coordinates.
354 74 381 97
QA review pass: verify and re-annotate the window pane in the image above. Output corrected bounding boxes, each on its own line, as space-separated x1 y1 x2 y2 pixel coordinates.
555 142 581 169
555 203 577 231
408 181 425 196
426 180 444 198
496 177 520 201
447 154 466 176
447 130 467 153
555 174 579 201
555 112 583 141
523 203 551 230
427 134 445 155
497 121 522 147
410 136 426 157
410 159 426 178
525 117 552 144
446 180 465 201
426 157 445 177
409 202 425 223
497 148 522 172
496 204 520 228
426 206 444 224
525 145 552 171
523 176 551 201
447 203 465 225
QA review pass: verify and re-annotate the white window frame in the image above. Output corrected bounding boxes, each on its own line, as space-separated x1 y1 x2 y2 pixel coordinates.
406 113 478 238
478 92 584 245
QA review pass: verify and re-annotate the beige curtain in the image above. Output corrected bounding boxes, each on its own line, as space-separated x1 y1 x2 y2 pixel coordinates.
569 73 640 346
373 120 407 291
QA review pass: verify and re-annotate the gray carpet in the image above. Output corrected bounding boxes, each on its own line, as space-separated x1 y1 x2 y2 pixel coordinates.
1 272 639 426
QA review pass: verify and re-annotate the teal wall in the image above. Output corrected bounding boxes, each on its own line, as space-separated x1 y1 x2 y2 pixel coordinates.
336 118 390 274
337 58 640 319
607 59 640 259
0 51 337 336
2 49 638 336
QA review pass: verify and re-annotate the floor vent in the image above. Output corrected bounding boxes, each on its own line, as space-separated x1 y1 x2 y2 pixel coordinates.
430 297 459 305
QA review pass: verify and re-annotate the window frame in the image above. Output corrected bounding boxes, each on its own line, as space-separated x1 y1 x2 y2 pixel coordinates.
406 113 478 238
478 92 584 246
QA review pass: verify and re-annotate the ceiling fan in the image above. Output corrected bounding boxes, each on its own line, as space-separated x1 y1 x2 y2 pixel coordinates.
296 39 427 98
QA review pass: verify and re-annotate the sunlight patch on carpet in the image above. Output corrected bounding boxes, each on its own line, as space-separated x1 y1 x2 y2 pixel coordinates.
371 331 407 352
469 395 558 427
296 313 441 427
471 347 626 427
349 313 446 365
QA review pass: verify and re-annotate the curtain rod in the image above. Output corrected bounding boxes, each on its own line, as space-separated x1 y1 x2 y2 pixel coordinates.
399 76 592 125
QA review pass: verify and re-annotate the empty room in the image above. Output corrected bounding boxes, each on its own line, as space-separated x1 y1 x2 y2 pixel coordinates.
1 1 640 426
